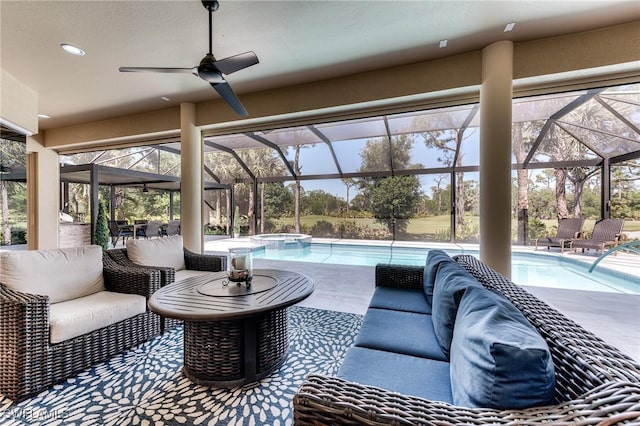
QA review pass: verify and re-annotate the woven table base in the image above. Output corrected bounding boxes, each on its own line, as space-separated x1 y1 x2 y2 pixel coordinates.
183 308 289 387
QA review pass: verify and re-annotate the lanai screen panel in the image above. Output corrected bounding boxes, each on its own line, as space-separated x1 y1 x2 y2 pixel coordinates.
387 105 478 170
531 125 599 163
203 151 249 181
261 126 339 176
317 118 389 175
207 134 292 179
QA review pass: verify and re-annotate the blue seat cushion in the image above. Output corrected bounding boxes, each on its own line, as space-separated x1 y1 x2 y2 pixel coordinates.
450 286 556 409
338 346 453 403
431 260 482 357
424 249 454 306
354 308 447 361
368 286 431 314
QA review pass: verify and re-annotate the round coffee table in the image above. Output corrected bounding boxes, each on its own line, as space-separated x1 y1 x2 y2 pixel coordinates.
148 269 314 387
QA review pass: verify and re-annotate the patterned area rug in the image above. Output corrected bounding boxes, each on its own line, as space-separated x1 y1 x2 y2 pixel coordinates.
0 307 362 426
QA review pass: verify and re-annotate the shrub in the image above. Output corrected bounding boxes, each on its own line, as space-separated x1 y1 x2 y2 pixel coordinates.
310 220 335 237
94 201 110 250
528 218 547 240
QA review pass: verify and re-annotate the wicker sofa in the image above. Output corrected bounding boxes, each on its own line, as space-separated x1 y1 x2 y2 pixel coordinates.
0 246 162 401
294 253 640 425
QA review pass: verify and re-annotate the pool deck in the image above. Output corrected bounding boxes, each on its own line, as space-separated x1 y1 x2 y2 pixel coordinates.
206 237 640 362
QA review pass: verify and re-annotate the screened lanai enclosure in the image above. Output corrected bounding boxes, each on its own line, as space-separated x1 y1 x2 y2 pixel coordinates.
60 82 640 245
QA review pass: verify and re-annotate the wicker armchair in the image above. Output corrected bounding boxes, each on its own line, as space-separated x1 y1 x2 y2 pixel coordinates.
0 253 162 401
293 256 640 425
105 247 226 331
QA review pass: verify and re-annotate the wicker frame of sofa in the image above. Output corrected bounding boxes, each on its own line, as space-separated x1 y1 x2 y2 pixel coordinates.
293 255 640 425
105 247 226 331
0 253 163 401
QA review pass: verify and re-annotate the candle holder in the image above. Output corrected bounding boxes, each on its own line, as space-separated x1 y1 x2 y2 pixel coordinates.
226 247 253 287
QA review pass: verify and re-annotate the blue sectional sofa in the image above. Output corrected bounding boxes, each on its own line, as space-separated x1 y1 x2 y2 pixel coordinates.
294 252 640 425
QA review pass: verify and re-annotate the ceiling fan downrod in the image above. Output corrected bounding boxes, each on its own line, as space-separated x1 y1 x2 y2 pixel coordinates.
202 0 219 55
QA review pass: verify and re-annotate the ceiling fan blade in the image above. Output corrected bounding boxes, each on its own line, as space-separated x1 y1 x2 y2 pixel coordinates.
119 67 197 75
211 82 248 116
214 52 259 75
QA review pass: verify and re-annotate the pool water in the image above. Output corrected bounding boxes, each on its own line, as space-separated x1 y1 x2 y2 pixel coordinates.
253 242 640 294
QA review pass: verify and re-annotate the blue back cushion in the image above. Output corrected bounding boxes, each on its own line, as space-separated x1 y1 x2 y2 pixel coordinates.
423 250 453 306
450 286 556 409
431 260 481 357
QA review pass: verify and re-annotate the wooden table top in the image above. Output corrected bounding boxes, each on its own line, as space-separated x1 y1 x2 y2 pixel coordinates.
148 269 314 321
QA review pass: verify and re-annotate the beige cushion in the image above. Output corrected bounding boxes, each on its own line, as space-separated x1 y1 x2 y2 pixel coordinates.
0 245 105 303
49 291 146 344
174 269 219 282
127 235 186 271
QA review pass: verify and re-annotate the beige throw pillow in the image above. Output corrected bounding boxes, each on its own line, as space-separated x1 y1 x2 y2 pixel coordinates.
127 235 186 271
0 245 105 303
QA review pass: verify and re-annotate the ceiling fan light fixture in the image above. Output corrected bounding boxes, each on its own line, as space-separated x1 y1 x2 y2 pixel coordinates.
60 43 86 56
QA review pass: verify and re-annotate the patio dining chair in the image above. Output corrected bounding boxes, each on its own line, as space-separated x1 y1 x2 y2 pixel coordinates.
163 220 181 237
143 221 163 239
108 220 134 248
571 218 625 254
534 217 585 253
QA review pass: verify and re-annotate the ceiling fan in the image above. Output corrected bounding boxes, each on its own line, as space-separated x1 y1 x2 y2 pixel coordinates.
119 0 258 116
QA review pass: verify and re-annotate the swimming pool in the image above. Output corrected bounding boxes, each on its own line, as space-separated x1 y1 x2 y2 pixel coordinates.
252 242 640 294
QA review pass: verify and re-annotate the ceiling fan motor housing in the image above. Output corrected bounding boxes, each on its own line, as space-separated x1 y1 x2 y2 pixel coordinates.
198 54 225 84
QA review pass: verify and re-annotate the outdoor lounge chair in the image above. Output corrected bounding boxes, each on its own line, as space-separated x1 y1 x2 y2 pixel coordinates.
535 217 585 253
571 218 625 254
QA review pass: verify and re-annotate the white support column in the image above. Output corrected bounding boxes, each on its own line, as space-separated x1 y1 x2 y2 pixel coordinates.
180 103 203 253
479 41 513 278
26 134 59 249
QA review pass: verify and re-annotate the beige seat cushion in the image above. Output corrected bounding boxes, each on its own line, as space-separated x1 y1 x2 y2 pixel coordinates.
49 291 146 344
127 235 186 271
0 245 105 303
174 269 219 282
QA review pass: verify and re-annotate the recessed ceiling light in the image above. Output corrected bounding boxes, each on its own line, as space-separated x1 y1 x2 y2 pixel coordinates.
504 22 516 32
439 39 448 48
60 43 86 56
38 114 50 119
161 96 171 101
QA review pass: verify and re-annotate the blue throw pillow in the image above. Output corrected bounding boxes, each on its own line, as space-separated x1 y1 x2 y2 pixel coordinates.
450 286 556 409
431 260 482 357
423 250 453 306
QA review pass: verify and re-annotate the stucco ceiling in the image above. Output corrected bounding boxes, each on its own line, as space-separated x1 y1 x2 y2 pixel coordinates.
2 0 640 130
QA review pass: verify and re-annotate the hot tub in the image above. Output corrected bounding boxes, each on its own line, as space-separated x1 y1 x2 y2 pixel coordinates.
250 233 312 250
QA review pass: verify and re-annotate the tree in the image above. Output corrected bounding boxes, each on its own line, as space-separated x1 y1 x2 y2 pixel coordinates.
0 138 26 245
293 145 303 233
421 126 476 232
358 135 424 235
364 175 422 234
513 121 540 244
342 178 358 213
264 182 294 219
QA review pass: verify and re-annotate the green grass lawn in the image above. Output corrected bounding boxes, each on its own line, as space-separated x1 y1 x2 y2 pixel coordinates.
269 215 639 240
